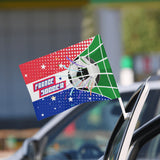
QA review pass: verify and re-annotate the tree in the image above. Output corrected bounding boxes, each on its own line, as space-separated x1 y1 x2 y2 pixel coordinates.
122 8 160 55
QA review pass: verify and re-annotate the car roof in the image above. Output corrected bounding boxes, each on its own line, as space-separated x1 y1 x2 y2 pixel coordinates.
119 77 160 93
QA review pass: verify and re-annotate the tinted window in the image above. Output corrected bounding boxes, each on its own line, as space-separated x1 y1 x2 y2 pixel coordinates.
104 87 141 160
138 90 160 128
136 134 160 159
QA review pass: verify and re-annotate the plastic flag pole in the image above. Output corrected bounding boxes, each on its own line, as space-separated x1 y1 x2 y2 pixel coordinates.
118 97 130 119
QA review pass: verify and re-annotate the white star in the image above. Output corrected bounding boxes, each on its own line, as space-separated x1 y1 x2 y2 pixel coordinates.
41 113 44 117
25 74 28 77
41 64 46 69
88 97 91 100
51 96 56 101
59 64 63 68
68 97 73 102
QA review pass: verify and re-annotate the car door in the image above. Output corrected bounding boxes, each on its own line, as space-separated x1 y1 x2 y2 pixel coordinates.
103 81 149 160
128 115 160 160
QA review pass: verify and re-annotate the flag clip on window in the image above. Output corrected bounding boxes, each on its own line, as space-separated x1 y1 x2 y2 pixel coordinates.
118 98 131 119
19 34 128 120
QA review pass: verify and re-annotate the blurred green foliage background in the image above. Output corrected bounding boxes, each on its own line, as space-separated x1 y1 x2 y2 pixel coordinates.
122 8 160 55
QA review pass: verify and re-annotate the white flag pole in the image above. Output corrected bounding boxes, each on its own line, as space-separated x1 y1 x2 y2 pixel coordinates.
118 97 130 119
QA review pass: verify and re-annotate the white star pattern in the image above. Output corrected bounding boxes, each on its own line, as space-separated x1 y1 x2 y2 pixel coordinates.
59 64 63 68
41 64 46 69
68 97 73 102
51 96 56 101
19 36 101 121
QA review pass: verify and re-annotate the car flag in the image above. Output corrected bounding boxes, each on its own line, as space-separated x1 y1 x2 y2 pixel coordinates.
20 35 124 120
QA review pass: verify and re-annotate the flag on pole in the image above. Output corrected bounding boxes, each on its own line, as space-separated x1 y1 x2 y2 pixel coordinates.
20 35 121 120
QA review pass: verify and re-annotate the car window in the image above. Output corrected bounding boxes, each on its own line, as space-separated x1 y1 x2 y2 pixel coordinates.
107 119 129 159
136 134 160 160
104 83 150 160
126 89 160 160
138 90 160 128
42 98 129 160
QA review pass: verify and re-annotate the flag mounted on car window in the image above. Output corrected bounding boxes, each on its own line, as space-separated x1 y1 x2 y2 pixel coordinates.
20 35 120 120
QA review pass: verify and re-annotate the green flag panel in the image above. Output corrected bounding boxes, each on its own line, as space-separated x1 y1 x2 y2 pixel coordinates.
78 34 120 100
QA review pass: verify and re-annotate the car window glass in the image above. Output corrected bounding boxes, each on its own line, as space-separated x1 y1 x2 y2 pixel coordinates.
155 94 160 115
138 90 160 128
107 119 129 159
136 134 160 160
42 99 129 160
104 83 148 160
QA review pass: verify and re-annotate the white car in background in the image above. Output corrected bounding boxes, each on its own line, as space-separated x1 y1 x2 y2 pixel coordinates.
7 76 160 160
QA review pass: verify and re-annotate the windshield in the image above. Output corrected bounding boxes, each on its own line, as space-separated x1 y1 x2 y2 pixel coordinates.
41 93 132 160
